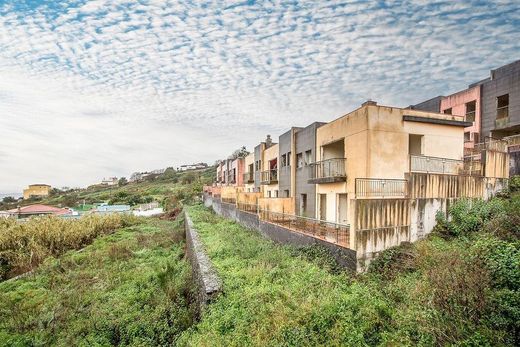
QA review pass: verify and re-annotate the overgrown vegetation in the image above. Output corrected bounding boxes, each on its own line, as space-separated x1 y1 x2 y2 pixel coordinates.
181 199 519 346
0 213 139 280
0 218 196 345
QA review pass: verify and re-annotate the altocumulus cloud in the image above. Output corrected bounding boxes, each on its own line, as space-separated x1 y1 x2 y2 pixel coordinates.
0 0 519 192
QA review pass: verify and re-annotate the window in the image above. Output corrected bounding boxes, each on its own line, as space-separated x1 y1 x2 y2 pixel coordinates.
304 150 312 165
296 153 303 168
287 152 291 165
409 134 423 156
443 108 452 115
464 132 471 142
281 154 287 167
465 100 476 123
284 190 289 198
267 191 271 198
497 94 509 119
274 190 279 198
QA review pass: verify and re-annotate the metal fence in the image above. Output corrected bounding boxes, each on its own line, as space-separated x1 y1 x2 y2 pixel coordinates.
410 155 463 175
310 158 346 180
355 178 407 198
259 210 350 248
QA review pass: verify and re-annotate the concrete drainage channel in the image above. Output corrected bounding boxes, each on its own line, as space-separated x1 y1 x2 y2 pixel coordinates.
184 211 222 315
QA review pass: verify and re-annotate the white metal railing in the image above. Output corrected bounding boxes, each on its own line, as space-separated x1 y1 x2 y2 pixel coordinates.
410 155 463 175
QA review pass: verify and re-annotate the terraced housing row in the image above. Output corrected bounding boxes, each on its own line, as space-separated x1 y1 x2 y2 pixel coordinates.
204 61 519 270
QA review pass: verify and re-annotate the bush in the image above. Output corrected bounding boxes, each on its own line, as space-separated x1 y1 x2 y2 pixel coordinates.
368 242 416 279
0 214 140 280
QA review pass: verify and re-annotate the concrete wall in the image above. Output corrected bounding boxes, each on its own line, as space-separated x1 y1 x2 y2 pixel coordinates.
203 194 357 271
410 96 443 112
481 60 520 138
184 212 222 314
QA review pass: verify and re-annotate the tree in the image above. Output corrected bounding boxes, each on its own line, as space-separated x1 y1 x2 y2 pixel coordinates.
118 177 128 186
2 196 16 203
229 146 250 159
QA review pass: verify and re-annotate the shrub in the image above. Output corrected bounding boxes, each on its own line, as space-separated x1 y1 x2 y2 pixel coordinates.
0 214 140 280
368 242 416 279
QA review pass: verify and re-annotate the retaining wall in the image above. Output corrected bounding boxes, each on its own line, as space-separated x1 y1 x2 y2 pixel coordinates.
184 211 222 314
203 194 357 271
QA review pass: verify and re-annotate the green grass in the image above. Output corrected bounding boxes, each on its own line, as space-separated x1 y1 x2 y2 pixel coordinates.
179 204 519 346
0 218 196 346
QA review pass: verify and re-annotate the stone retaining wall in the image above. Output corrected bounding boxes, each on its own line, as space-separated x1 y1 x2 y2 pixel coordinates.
184 211 222 314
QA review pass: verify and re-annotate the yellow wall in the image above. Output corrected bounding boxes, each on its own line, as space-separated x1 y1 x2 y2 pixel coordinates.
23 185 51 200
315 104 465 226
262 143 279 197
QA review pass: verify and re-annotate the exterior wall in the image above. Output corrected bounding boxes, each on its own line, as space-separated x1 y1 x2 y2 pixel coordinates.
23 185 51 199
254 143 266 191
262 143 279 197
315 105 464 225
278 129 293 197
258 197 295 214
440 85 481 148
294 122 324 217
244 153 255 192
230 157 245 186
481 60 520 138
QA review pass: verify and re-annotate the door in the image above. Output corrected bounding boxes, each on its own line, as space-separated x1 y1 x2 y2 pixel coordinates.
337 194 348 224
319 194 327 221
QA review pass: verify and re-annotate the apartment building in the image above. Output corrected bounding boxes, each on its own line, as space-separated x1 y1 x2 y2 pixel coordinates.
439 85 481 149
253 135 275 192
261 142 279 198
313 101 467 225
243 152 255 192
278 122 325 217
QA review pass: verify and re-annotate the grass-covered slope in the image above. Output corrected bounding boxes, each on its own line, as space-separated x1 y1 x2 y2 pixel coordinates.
0 218 195 346
181 201 519 346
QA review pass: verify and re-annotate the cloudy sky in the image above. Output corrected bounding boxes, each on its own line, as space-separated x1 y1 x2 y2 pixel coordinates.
0 0 519 193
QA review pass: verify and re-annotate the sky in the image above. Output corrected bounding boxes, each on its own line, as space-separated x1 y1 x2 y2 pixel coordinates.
0 0 519 193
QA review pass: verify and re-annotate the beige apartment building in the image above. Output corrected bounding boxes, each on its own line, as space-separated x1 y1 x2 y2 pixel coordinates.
243 152 255 192
311 101 508 268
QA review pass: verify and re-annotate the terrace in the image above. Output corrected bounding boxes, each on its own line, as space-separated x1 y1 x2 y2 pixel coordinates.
355 178 408 198
260 169 278 185
409 155 463 175
308 158 347 184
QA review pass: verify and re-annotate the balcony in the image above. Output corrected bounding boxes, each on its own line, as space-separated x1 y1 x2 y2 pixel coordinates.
260 169 278 185
355 178 407 198
465 111 476 123
410 155 463 175
243 172 254 183
227 175 236 184
308 158 346 184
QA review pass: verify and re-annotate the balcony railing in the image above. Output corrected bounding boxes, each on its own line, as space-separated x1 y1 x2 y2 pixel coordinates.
474 139 508 153
260 169 278 185
495 106 509 128
410 155 463 175
260 210 350 248
227 175 236 184
355 178 407 198
243 172 254 183
308 158 347 184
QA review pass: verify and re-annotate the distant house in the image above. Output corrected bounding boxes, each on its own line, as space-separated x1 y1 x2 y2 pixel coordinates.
95 204 131 213
23 184 51 200
100 177 118 186
6 204 72 219
177 163 208 171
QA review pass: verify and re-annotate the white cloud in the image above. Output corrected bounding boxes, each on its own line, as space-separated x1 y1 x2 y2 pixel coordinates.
0 0 518 192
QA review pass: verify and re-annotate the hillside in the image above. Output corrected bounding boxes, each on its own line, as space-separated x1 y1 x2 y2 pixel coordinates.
0 167 216 212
